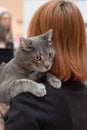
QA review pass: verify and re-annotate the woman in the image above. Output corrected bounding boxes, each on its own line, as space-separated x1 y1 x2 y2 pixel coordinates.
0 11 13 41
0 11 14 50
2 0 87 130
0 25 13 63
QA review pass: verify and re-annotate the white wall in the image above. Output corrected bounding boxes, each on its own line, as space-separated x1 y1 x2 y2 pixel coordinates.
23 0 47 37
74 1 87 23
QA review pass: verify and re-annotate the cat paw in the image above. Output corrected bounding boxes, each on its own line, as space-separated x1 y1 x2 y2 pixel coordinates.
48 78 62 89
14 79 46 97
33 84 46 97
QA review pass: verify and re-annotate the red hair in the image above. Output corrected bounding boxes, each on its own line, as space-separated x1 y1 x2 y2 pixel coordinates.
27 0 87 81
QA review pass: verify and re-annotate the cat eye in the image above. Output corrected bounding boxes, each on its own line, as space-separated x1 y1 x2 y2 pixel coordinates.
34 56 41 61
48 53 53 59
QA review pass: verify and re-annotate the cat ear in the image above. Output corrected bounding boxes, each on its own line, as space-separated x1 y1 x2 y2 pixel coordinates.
20 37 33 51
41 29 53 45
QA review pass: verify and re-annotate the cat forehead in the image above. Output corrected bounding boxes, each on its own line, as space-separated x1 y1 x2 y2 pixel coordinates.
29 37 54 53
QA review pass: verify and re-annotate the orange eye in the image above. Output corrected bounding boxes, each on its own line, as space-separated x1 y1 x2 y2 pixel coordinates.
35 56 41 61
48 53 53 59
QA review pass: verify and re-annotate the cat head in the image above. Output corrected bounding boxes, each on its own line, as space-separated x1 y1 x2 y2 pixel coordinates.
18 29 55 72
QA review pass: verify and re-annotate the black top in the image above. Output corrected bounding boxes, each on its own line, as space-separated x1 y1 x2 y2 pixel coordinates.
5 79 87 130
0 48 13 64
62 81 87 130
5 80 73 130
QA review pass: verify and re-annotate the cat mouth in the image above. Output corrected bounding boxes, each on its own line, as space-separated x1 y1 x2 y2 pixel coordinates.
37 67 51 72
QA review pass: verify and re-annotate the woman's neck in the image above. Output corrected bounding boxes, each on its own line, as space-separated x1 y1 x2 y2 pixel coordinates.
0 42 6 48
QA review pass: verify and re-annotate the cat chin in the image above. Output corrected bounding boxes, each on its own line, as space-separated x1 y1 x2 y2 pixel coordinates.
37 68 50 73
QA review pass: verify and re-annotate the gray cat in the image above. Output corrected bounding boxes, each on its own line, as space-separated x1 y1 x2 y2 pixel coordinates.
0 29 61 103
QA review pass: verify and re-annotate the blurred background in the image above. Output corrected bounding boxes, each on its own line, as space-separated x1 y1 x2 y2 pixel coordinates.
0 0 87 48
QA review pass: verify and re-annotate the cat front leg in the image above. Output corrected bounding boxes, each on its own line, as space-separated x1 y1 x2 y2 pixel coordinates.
10 79 46 98
46 72 62 89
0 79 46 103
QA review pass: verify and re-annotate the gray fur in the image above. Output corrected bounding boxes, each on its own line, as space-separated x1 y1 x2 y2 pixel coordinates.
0 29 61 103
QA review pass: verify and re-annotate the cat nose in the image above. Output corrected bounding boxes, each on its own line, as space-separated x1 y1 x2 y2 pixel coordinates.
44 65 50 69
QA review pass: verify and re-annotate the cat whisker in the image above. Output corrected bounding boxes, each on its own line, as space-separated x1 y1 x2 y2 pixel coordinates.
31 71 38 75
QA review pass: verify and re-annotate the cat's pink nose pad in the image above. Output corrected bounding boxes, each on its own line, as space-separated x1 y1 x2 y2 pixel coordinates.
44 65 50 69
